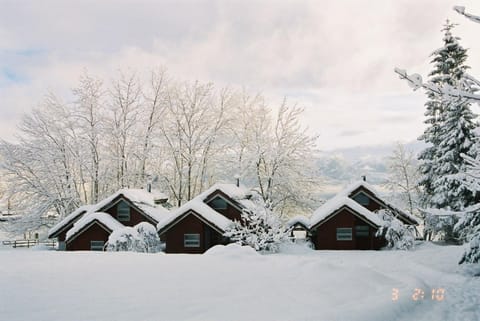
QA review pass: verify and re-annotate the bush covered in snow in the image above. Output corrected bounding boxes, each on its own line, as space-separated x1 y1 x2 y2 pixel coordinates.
376 210 416 250
106 222 161 253
224 202 292 253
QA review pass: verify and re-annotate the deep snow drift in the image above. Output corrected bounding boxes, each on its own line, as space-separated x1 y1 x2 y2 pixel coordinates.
0 243 478 321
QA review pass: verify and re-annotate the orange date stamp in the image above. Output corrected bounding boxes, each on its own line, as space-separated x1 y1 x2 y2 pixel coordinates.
392 288 445 301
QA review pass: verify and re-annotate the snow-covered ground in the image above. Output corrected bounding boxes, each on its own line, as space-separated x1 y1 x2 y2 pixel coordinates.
0 243 478 321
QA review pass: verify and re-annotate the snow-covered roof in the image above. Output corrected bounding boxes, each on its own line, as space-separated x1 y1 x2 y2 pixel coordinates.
199 183 256 212
94 188 169 220
48 205 93 238
66 212 125 242
48 189 169 239
157 183 253 234
286 215 310 228
198 183 252 202
310 196 384 228
340 180 419 225
157 198 234 234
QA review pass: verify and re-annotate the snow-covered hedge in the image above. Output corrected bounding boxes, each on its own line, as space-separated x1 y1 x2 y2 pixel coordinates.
224 202 292 253
376 210 416 250
106 222 161 253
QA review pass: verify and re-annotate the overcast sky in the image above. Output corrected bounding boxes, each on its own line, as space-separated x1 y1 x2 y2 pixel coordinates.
1 0 480 150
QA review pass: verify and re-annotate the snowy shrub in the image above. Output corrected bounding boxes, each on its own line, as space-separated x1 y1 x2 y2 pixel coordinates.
376 210 416 250
224 203 292 253
135 222 162 253
106 222 161 253
106 227 138 252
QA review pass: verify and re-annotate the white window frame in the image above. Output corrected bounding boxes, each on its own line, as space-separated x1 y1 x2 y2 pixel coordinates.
90 240 105 251
336 228 352 241
117 200 130 222
184 234 201 248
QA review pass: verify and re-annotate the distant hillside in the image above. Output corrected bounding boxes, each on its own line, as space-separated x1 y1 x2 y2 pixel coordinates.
316 141 425 199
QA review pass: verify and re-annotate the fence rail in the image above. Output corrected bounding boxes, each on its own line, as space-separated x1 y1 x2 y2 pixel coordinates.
2 239 57 249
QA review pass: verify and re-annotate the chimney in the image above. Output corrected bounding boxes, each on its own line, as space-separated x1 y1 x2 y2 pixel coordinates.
361 175 366 182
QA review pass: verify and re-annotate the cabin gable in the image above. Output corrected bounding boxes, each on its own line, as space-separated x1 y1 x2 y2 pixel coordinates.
349 187 384 212
348 185 417 225
100 195 157 227
311 206 385 250
204 190 243 222
66 220 112 251
161 210 226 254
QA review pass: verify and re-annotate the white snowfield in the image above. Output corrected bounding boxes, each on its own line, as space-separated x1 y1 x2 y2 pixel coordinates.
0 243 479 321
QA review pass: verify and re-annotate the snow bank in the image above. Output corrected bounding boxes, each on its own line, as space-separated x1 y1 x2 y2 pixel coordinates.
0 243 478 321
277 240 314 254
204 243 259 258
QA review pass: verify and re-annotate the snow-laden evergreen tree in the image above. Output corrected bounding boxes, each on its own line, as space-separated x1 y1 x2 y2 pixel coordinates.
419 20 477 211
224 197 292 253
416 21 478 242
396 6 480 263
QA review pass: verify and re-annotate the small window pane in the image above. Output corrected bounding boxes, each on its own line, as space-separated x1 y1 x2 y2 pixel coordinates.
336 228 352 241
353 193 370 206
210 197 227 210
355 225 369 237
184 234 200 247
117 201 130 221
90 240 105 251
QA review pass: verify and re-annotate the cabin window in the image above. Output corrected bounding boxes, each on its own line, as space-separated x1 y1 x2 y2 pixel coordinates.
353 193 370 206
210 196 227 210
336 228 352 241
355 225 369 237
90 240 105 251
184 234 200 247
117 200 130 221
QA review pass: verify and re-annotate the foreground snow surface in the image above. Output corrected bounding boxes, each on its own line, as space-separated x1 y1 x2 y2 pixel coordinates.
0 243 479 321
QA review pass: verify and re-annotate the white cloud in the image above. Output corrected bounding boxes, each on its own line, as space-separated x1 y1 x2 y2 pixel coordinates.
1 0 480 149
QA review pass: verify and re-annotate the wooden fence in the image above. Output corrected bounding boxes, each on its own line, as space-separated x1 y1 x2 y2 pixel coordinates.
2 239 57 249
